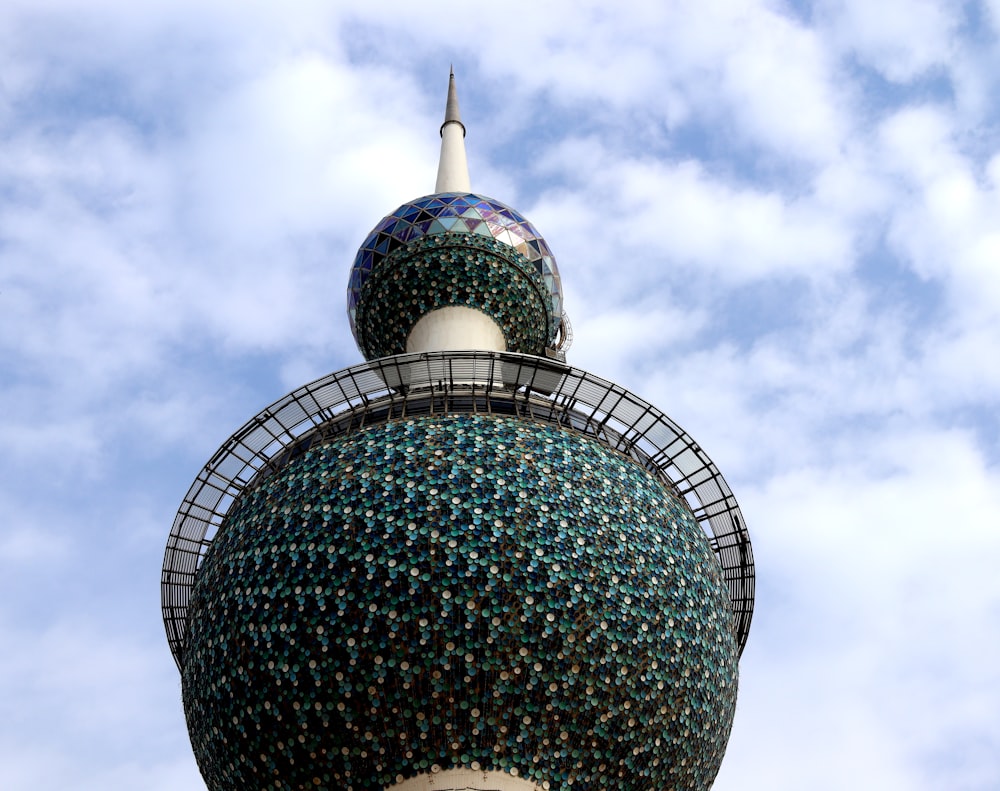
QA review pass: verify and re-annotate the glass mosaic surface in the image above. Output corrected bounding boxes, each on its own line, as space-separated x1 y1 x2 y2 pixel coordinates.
347 193 563 347
353 233 551 360
182 414 738 791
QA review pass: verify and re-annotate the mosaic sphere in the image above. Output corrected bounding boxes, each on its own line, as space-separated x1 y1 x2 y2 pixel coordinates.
182 413 738 791
347 193 563 356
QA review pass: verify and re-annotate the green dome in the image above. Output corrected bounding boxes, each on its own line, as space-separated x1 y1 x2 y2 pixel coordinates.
181 413 738 791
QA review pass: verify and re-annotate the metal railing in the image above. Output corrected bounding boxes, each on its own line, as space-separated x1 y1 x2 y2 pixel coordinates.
163 351 754 667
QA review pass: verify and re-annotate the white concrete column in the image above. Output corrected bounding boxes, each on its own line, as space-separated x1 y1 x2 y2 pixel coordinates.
406 306 506 354
385 767 547 791
436 123 471 193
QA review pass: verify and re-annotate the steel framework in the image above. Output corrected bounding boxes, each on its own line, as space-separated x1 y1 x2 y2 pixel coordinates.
162 351 754 667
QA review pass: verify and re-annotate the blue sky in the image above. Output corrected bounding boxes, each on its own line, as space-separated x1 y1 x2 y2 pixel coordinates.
2 1 999 789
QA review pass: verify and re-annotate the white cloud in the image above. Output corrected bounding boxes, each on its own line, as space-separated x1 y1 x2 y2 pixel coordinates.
715 426 1000 791
532 146 854 296
817 0 960 82
177 54 435 243
568 303 709 385
879 104 1000 324
715 2 848 163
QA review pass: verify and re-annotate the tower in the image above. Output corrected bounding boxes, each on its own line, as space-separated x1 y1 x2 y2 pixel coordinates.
162 71 754 791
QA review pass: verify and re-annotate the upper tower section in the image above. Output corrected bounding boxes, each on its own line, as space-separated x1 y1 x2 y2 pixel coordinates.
347 71 564 361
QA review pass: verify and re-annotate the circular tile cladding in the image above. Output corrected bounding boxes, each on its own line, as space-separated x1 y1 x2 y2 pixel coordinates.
354 233 552 360
182 413 738 791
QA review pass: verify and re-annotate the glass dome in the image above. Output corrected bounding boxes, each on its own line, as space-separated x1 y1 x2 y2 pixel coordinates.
348 192 563 345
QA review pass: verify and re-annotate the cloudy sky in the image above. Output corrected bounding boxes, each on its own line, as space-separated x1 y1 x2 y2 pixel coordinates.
2 1 999 789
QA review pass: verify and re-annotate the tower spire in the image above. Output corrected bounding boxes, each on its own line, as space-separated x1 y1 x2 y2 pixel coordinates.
434 66 471 193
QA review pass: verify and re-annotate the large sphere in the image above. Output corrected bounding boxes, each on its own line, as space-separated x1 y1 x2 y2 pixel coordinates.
182 413 738 791
347 193 563 358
